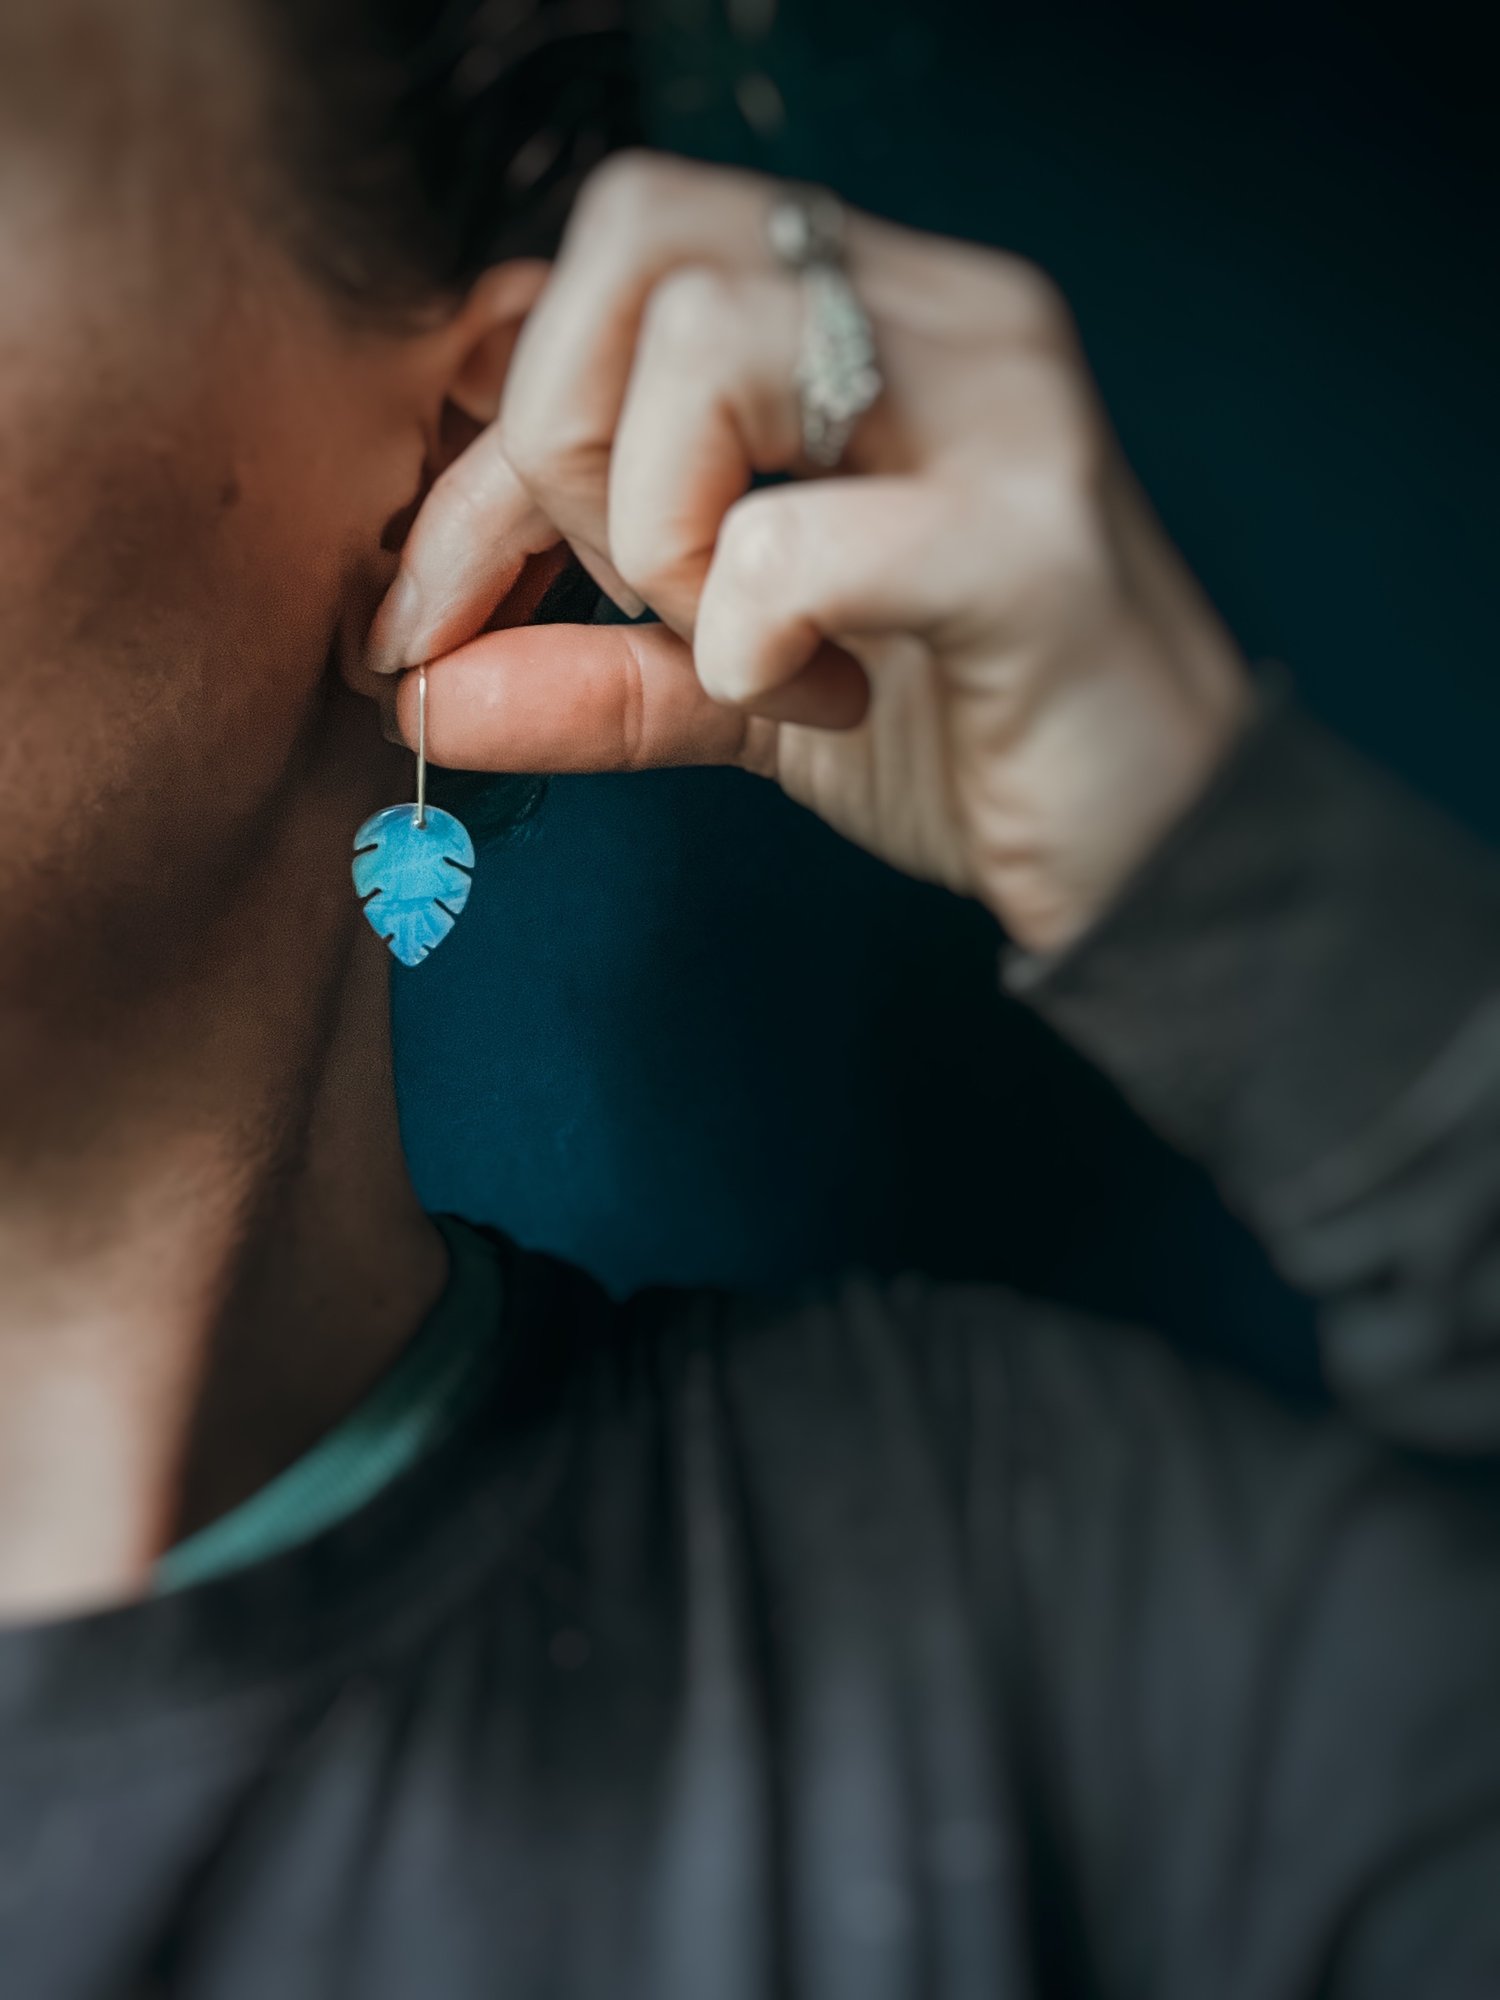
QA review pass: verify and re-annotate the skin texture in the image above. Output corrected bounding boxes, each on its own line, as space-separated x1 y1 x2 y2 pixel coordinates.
0 46 1242 1614
0 1 538 1614
368 153 1252 956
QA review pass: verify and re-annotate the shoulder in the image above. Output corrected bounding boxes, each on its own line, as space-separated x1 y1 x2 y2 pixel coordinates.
489 1231 1500 1628
500 1243 1334 1549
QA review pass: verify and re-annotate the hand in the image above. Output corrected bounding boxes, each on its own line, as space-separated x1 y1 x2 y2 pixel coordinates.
367 153 1251 954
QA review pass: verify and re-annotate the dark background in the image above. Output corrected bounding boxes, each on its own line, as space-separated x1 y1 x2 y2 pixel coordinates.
395 0 1497 1390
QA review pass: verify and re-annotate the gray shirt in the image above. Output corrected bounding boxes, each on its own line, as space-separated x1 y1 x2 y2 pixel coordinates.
2 687 1498 1999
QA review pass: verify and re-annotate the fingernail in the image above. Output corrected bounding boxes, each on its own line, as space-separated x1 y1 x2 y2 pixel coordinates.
575 544 647 621
368 570 423 676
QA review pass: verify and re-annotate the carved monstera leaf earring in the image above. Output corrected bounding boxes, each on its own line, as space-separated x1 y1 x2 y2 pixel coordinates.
352 666 475 967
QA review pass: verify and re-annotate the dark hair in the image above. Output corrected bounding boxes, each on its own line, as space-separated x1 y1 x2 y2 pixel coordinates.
255 0 636 838
254 0 638 313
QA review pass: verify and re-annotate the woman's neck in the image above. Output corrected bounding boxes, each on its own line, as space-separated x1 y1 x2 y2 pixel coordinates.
0 788 444 1621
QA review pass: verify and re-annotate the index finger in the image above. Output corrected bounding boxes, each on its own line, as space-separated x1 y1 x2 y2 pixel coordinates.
366 424 560 676
497 154 780 550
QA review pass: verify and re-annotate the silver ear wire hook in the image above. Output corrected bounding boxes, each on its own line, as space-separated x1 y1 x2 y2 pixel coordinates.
352 657 472 965
415 664 428 830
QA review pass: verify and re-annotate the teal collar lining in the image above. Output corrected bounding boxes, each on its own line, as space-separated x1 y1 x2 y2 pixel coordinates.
155 1217 502 1594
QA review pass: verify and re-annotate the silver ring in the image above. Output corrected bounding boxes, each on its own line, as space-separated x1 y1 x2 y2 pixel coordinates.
767 185 883 469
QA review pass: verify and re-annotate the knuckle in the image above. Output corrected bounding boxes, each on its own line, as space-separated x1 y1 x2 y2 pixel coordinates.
614 639 649 770
1025 372 1107 505
977 367 1106 526
572 148 677 248
640 266 735 356
997 457 1098 568
1018 259 1070 332
1004 488 1111 623
986 253 1075 349
716 496 798 598
956 413 1112 628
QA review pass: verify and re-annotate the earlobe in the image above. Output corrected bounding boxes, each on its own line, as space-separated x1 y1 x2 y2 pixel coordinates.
445 259 552 426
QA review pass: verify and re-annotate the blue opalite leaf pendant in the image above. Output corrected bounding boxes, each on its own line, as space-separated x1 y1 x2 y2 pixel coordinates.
352 803 475 967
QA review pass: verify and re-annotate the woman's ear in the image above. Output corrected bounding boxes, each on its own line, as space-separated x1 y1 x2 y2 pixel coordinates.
443 258 551 430
342 258 555 705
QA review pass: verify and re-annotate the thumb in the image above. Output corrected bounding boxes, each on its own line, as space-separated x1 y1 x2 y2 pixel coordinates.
401 621 757 773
